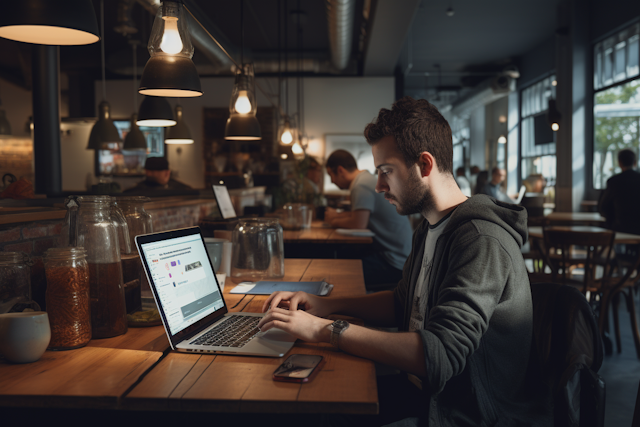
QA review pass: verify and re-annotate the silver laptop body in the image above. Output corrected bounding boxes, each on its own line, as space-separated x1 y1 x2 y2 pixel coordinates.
135 226 295 357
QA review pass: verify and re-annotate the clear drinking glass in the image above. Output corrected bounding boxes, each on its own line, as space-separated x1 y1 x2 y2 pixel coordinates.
230 218 284 282
115 196 153 253
0 252 39 314
281 203 313 230
76 196 127 338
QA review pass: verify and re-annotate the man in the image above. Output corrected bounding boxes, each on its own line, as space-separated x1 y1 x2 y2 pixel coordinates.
479 166 516 203
258 97 550 426
324 149 413 289
598 148 640 235
124 157 192 193
454 166 471 197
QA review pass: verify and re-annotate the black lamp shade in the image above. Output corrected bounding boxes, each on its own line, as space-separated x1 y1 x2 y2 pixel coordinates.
87 101 121 149
139 56 202 98
0 0 99 45
224 115 261 140
123 114 148 150
165 105 193 144
137 96 176 127
0 110 12 136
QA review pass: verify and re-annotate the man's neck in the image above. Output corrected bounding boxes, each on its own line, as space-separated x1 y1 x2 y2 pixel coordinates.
345 169 364 187
422 176 468 224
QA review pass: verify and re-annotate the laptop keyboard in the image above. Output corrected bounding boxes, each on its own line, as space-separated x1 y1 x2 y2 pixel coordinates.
190 316 261 348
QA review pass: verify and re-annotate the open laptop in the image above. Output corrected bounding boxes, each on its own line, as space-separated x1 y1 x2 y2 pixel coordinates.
135 226 296 357
212 184 237 220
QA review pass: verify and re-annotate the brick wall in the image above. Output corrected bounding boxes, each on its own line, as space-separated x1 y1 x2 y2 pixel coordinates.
1 201 218 311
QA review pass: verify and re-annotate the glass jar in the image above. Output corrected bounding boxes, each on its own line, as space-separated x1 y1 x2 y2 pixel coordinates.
0 252 39 314
115 196 153 253
76 196 127 338
231 218 284 282
44 247 91 350
110 197 132 255
281 203 313 230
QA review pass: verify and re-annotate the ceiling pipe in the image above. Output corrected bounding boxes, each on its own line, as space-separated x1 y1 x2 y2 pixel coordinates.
326 0 356 71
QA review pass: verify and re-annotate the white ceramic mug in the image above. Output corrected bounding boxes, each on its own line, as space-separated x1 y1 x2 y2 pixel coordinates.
204 237 227 272
0 311 51 363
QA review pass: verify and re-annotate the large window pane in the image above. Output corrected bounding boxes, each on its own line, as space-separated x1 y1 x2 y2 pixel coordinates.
592 78 640 189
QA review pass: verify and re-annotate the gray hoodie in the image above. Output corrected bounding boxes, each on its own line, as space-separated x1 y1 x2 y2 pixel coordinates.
393 194 551 426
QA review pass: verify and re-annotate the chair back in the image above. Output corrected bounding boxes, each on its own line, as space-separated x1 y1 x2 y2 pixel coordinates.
520 193 545 218
542 226 615 293
530 282 605 427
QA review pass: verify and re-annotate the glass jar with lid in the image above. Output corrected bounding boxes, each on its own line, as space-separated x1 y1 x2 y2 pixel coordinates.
44 247 91 349
0 252 39 314
230 218 284 282
115 196 153 253
110 197 132 255
76 196 127 338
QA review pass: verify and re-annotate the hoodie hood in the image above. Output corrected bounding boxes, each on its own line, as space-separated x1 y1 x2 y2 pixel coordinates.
443 194 528 248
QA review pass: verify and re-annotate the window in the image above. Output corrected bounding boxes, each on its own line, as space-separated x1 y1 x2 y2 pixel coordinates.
451 115 470 171
520 75 557 188
593 22 640 189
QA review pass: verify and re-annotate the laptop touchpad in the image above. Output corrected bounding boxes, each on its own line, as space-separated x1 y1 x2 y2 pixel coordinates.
261 328 297 342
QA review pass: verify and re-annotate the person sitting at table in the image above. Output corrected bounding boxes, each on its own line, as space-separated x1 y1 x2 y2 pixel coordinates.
259 96 551 426
454 166 471 197
323 149 413 290
124 157 192 193
478 166 516 203
598 148 640 235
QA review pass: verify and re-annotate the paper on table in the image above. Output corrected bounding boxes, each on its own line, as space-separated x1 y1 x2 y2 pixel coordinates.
230 280 333 296
335 228 375 237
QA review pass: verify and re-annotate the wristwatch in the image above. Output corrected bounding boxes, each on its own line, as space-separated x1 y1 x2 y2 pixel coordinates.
329 319 350 349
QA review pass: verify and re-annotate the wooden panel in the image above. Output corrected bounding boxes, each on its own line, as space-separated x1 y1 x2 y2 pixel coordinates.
0 347 161 409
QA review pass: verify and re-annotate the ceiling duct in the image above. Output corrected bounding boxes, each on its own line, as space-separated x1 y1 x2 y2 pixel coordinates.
450 75 515 118
326 0 356 71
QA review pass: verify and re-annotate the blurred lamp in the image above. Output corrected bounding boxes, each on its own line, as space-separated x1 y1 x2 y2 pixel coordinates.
137 96 176 127
122 114 147 150
165 105 193 144
225 63 261 140
87 101 121 149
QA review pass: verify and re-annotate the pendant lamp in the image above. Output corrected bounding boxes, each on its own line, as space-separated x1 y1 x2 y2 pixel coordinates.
123 114 147 150
87 0 121 150
165 105 193 144
139 1 202 97
137 96 176 127
0 0 99 45
0 110 11 137
225 63 261 140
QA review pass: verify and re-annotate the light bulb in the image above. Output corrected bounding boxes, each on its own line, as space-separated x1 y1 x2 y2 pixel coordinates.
280 153 288 159
551 123 559 131
292 141 304 155
234 91 252 114
498 135 507 144
281 129 293 145
160 17 183 54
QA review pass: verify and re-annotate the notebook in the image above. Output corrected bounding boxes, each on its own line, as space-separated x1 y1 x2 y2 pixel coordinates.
230 280 333 296
135 226 296 357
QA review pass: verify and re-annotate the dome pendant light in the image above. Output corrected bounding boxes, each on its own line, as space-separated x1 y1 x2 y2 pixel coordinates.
0 0 99 46
123 114 148 150
139 1 202 98
165 105 194 144
87 0 121 150
137 96 176 127
225 1 261 141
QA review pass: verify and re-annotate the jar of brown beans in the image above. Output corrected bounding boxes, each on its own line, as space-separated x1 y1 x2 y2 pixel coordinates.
44 247 91 350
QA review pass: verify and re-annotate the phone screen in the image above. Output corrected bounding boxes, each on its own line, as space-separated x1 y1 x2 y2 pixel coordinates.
273 354 323 382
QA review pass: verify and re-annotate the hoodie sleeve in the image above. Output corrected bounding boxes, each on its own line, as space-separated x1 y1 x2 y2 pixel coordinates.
418 231 514 394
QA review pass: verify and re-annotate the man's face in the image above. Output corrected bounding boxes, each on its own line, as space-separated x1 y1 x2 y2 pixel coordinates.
146 169 171 186
492 169 506 184
327 167 349 190
372 136 434 216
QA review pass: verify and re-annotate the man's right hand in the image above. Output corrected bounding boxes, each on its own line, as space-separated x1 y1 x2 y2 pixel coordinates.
261 291 333 318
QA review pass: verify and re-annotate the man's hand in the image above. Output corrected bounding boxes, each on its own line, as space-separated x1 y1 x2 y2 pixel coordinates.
257 307 333 343
323 207 339 224
261 291 333 318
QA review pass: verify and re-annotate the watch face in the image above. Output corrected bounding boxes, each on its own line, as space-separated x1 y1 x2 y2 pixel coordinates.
333 320 348 331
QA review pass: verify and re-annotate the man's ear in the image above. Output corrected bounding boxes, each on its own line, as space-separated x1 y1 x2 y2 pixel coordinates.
335 165 346 176
417 152 435 178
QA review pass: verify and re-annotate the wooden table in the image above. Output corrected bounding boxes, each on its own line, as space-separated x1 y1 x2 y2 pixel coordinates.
528 226 640 244
283 221 373 259
544 212 606 226
0 259 378 416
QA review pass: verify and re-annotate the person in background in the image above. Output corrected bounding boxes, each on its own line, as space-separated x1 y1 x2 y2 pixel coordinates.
468 165 480 195
474 170 489 196
598 148 640 235
258 97 550 426
454 166 471 197
124 157 192 193
324 149 412 289
479 166 516 203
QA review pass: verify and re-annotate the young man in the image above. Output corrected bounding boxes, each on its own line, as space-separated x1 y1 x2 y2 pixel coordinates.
324 149 413 289
479 166 516 203
124 157 192 193
598 148 640 234
258 97 550 426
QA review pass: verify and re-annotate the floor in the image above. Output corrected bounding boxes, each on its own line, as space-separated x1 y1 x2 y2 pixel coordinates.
599 292 640 426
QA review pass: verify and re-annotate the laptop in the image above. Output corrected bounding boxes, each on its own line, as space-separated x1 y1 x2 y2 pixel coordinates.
135 226 296 357
212 185 237 220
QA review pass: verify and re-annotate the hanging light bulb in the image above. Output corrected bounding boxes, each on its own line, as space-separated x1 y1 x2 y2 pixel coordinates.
280 119 293 145
160 16 183 54
225 63 261 140
547 98 561 133
497 135 507 144
291 140 304 159
139 1 202 97
551 123 560 131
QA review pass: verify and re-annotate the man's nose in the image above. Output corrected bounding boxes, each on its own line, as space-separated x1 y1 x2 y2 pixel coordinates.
375 174 387 193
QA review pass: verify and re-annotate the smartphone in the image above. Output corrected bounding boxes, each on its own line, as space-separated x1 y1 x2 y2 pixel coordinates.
272 354 324 383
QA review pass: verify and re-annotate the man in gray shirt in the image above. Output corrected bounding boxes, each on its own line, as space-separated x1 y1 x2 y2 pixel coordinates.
324 149 412 290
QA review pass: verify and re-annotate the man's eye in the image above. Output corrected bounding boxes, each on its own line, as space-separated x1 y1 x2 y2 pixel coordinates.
381 170 390 175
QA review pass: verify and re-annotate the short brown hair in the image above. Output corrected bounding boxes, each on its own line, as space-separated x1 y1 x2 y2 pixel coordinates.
326 150 358 173
364 97 453 175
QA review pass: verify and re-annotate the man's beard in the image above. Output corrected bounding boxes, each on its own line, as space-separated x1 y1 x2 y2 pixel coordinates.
386 169 434 216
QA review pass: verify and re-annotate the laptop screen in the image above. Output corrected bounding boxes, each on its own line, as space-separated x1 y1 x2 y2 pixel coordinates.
138 231 225 336
212 185 237 219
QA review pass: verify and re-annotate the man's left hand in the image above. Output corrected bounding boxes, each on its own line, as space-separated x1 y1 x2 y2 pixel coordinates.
258 307 332 343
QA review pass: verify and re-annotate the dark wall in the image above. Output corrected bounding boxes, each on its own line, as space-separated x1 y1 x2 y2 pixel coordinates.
517 35 556 89
591 0 640 41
